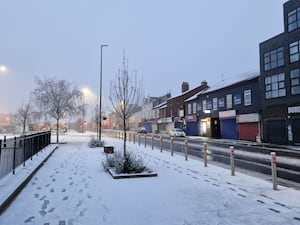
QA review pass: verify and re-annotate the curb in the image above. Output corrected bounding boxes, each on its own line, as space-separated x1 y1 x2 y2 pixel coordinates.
0 144 59 214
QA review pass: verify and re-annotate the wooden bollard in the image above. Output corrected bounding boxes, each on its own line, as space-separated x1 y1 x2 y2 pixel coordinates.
160 136 163 152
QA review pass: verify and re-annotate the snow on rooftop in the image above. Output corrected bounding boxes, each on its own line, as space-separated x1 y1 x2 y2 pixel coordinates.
153 101 167 109
204 70 260 94
185 71 259 102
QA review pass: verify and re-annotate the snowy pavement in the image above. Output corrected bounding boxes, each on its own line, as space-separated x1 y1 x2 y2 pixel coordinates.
0 132 300 225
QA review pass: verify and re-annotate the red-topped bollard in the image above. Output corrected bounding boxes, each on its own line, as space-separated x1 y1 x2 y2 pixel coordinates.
138 134 141 146
171 137 174 156
230 146 235 176
184 139 188 161
271 152 278 190
203 143 208 167
151 135 154 150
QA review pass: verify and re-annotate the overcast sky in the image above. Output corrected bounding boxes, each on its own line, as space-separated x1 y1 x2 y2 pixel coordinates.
0 0 287 114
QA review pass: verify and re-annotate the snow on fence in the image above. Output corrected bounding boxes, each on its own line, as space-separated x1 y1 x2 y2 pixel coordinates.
0 131 51 179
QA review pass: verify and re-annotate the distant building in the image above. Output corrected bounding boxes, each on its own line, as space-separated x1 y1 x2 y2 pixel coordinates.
141 93 171 133
0 113 14 133
259 0 300 144
158 81 208 133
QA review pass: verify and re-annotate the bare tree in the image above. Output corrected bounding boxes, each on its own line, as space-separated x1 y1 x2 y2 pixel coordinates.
109 55 143 156
78 95 88 132
11 102 34 135
32 76 82 143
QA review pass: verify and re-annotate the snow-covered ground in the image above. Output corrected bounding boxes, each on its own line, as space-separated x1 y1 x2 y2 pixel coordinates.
0 132 300 225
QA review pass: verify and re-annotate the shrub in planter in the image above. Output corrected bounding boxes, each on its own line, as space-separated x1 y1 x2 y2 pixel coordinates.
105 151 147 174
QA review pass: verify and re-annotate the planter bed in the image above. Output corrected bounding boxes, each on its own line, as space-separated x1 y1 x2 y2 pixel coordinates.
106 167 157 179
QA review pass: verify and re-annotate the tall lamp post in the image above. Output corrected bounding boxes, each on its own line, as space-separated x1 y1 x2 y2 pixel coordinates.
98 44 108 141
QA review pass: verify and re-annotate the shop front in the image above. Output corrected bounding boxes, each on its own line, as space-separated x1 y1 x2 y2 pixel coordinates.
185 115 198 136
219 110 238 140
237 113 260 142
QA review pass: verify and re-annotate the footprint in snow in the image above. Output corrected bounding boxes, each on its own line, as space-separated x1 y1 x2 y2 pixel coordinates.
24 216 35 223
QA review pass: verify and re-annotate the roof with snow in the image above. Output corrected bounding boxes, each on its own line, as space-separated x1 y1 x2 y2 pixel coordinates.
185 71 259 102
153 101 167 109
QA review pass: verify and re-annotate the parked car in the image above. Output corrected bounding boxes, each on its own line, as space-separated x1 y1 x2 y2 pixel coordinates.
169 128 186 137
137 127 147 134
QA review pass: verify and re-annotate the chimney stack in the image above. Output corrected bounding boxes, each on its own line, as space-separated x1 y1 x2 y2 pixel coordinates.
181 82 189 93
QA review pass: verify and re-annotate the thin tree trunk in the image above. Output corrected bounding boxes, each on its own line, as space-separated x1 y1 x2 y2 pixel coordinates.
23 120 26 136
56 119 59 143
123 117 127 157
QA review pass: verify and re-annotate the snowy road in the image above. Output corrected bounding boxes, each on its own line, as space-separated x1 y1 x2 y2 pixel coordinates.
0 132 300 225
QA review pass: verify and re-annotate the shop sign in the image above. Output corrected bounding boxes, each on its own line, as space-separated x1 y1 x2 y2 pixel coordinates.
288 106 300 114
237 113 259 123
185 115 197 122
219 110 236 119
157 117 173 124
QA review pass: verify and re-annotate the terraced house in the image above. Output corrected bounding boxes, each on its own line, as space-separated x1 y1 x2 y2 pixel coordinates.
185 73 261 141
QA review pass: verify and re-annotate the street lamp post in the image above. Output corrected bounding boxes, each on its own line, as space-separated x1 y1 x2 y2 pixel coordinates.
98 44 108 141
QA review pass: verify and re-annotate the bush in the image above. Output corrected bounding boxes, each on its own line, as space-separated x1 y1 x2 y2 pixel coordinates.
105 151 147 174
88 136 104 147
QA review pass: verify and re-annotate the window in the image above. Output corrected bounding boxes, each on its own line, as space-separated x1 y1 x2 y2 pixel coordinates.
244 90 252 106
290 41 300 63
202 100 207 111
192 102 197 113
188 103 192 115
265 73 286 99
226 94 232 109
233 94 241 105
288 7 300 32
213 98 218 110
264 47 284 71
290 69 300 95
197 102 202 111
207 100 212 110
218 97 225 108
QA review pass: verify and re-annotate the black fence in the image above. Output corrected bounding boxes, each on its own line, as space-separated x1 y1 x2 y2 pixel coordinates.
0 131 51 179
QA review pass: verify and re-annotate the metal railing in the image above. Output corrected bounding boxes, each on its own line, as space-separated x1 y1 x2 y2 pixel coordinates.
0 131 51 179
103 130 300 187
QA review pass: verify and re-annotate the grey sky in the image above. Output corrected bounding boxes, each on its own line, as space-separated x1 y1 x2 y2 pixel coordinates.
0 0 286 114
